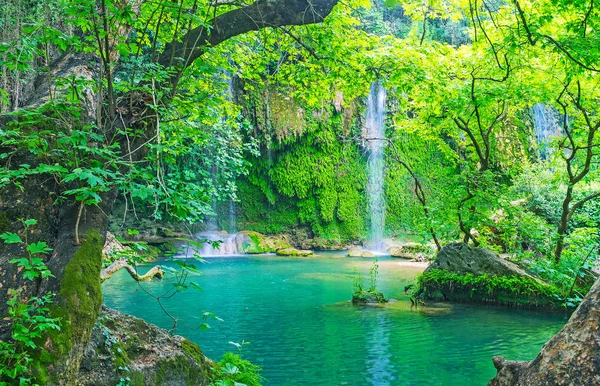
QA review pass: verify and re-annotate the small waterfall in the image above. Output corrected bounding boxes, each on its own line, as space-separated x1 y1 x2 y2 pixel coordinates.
365 82 387 251
228 198 237 234
532 103 563 160
182 231 245 257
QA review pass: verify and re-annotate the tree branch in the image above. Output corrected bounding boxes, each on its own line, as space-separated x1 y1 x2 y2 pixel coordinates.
157 0 339 69
100 259 164 282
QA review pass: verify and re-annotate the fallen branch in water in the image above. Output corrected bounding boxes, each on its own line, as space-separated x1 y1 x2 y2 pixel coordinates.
101 259 164 282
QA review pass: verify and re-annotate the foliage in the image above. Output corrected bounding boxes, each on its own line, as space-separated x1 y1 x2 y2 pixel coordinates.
210 342 263 386
0 220 60 385
352 258 387 304
417 269 565 308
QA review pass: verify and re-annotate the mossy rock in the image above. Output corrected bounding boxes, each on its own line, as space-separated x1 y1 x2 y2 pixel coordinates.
416 269 562 309
239 231 292 253
352 290 387 305
390 243 433 260
276 248 314 257
75 307 213 385
347 248 375 258
414 243 562 309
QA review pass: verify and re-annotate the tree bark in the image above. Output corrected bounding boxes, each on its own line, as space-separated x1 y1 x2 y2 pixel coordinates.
488 276 600 385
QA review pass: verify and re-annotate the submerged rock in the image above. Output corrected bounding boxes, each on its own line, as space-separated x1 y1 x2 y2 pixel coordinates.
77 306 212 386
347 248 375 258
416 243 560 308
276 248 314 257
488 277 600 385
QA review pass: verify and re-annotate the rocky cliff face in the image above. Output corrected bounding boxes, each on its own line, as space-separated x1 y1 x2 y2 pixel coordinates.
488 276 600 386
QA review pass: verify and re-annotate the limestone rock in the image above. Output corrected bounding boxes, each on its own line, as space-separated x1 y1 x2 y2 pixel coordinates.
77 306 212 386
275 248 315 257
300 237 348 251
417 243 558 308
238 231 292 253
488 276 600 385
431 242 529 277
102 232 128 259
389 243 433 260
347 248 375 258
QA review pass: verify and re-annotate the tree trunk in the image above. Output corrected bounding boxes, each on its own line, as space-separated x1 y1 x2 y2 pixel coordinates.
554 186 572 263
488 276 600 385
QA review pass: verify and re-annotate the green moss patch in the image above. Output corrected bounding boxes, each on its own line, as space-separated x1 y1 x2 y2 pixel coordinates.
42 230 104 379
352 289 387 305
417 269 563 309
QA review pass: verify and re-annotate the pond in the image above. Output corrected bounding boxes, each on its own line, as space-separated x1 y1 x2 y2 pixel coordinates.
102 253 568 386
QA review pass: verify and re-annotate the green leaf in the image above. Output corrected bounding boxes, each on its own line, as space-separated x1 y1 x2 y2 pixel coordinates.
0 232 22 244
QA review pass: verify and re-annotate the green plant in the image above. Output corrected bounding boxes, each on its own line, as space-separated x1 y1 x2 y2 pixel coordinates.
417 269 566 308
0 219 61 385
369 257 379 292
209 341 263 386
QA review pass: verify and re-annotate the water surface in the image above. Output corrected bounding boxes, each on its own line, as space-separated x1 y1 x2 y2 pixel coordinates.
102 253 568 386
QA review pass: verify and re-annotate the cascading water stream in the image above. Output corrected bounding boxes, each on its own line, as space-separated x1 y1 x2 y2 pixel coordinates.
531 103 563 160
365 82 387 251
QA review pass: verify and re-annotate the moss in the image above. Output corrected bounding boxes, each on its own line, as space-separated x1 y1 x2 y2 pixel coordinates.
130 371 145 386
155 355 204 385
112 342 130 368
0 211 10 233
352 290 387 304
416 269 564 309
39 230 104 380
181 339 205 364
241 231 291 254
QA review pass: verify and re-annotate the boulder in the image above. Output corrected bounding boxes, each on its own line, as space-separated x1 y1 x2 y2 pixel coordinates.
488 276 600 385
389 243 433 260
102 232 128 260
431 242 529 277
77 306 212 385
275 248 314 257
352 289 387 305
417 243 560 308
347 248 376 258
238 231 292 253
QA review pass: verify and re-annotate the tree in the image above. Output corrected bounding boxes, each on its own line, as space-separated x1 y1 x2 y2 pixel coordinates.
0 0 341 382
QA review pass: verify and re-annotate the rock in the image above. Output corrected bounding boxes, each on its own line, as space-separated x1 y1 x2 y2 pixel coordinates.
352 289 387 305
276 248 314 257
417 243 560 308
488 276 600 385
300 237 349 251
102 232 128 260
411 253 429 262
347 248 375 258
77 306 212 385
431 242 529 277
390 243 433 260
238 231 292 253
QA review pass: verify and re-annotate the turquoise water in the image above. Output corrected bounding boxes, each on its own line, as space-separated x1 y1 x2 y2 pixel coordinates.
102 254 568 385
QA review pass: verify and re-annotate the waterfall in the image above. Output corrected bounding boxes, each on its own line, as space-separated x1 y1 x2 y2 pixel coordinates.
229 198 237 234
531 103 563 160
182 231 245 257
365 82 387 251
